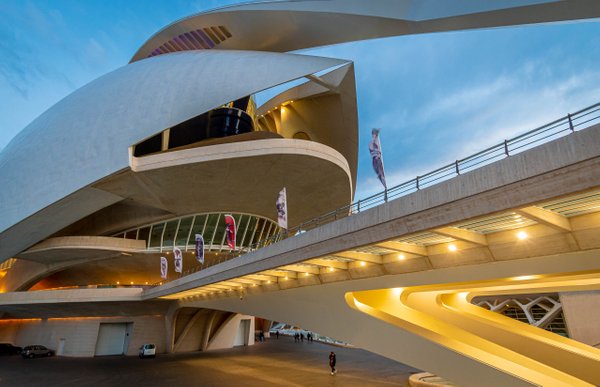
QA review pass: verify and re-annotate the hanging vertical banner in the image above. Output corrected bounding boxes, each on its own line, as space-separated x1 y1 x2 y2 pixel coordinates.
225 214 236 250
160 256 168 279
276 187 288 229
369 128 387 189
173 247 183 273
195 234 204 264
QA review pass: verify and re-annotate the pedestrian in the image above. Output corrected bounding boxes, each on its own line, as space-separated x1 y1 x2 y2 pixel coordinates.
276 331 279 339
329 351 337 375
300 333 304 342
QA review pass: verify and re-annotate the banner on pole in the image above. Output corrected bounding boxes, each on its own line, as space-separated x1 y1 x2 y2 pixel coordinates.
369 128 387 189
173 247 183 273
225 214 236 250
276 187 288 229
195 234 204 264
160 256 168 279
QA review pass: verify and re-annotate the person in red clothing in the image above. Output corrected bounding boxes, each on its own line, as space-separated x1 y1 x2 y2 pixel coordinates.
329 351 337 375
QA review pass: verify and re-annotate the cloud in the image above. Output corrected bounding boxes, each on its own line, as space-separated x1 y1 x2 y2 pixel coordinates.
354 61 600 201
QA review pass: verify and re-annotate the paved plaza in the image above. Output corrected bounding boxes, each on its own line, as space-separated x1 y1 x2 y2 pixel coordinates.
0 336 419 386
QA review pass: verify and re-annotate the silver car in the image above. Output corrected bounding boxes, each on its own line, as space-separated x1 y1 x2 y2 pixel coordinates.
21 345 54 359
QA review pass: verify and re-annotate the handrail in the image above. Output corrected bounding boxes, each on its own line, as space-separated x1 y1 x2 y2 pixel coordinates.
151 102 600 287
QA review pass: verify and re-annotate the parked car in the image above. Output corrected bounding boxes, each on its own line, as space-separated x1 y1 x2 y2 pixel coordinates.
21 345 54 359
139 343 156 358
0 343 22 355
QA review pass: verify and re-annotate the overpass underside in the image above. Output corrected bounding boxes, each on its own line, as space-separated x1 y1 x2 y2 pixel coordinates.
3 125 600 385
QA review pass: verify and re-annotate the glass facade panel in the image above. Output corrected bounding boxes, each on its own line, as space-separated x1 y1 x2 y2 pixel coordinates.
251 218 266 245
203 214 220 247
176 217 193 247
212 214 226 247
114 213 278 252
138 227 150 247
189 214 207 244
162 220 179 249
149 223 164 248
237 215 249 247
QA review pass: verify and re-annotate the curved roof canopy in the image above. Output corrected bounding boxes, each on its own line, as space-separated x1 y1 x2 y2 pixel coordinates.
131 0 600 62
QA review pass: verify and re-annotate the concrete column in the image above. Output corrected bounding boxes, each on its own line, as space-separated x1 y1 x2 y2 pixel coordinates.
560 290 600 348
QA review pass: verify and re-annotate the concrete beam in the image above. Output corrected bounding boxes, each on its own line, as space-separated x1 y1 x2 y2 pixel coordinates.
333 251 383 264
305 258 349 270
279 264 321 275
246 274 278 282
377 241 428 256
516 206 572 232
261 270 298 279
434 227 488 246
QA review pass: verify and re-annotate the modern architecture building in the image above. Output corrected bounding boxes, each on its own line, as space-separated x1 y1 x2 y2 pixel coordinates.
1 1 600 385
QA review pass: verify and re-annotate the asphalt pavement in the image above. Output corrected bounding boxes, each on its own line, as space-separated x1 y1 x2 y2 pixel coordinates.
0 335 420 386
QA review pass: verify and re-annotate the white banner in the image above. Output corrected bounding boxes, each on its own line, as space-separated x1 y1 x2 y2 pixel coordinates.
276 187 288 229
173 247 183 273
160 256 168 279
369 128 387 189
195 234 204 264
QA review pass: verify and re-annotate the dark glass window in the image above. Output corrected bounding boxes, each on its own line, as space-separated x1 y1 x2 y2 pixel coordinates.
162 220 179 249
133 133 162 156
176 217 194 247
138 227 150 247
149 223 164 248
168 112 210 149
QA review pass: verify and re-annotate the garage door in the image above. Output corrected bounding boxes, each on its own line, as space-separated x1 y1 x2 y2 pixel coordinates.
95 323 127 356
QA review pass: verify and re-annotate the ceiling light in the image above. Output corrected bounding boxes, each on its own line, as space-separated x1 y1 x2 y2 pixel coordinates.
360 261 366 267
328 267 334 272
517 231 528 240
398 254 405 260
448 244 457 252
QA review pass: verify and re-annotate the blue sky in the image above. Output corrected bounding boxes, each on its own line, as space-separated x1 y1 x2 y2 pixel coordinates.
1 1 599 200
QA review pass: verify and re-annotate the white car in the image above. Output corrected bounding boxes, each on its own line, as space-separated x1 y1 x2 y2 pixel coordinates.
138 343 156 358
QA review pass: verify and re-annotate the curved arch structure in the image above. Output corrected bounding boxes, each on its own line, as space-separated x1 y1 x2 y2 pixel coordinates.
1 1 600 384
132 0 600 62
0 51 353 264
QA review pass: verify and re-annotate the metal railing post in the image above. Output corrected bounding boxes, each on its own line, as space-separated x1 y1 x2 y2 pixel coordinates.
416 176 420 190
568 113 575 132
455 160 460 175
504 140 510 156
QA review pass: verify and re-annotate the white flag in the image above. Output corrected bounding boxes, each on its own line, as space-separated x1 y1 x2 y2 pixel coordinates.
173 247 183 273
160 256 168 279
276 187 288 229
195 234 204 264
369 128 387 189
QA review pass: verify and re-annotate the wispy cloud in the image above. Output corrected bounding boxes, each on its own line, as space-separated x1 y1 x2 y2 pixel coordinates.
355 61 600 200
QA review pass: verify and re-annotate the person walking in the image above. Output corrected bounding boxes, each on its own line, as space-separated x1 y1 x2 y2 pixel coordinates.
276 331 279 339
329 351 337 375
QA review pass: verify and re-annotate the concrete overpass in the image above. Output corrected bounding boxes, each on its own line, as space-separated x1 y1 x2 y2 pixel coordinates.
4 117 600 385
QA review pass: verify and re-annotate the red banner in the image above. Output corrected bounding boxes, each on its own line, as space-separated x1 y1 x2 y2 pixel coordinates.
225 214 236 250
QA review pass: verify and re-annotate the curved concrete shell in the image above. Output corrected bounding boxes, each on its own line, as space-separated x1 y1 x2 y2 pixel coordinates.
0 50 351 263
131 0 600 62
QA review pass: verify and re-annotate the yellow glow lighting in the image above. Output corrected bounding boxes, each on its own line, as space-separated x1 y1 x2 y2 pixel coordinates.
360 261 366 267
329 267 335 272
116 281 120 285
267 280 271 284
305 272 309 276
398 254 405 260
517 231 528 240
448 244 457 252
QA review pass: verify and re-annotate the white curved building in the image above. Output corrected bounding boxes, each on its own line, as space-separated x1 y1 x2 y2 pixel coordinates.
0 1 599 383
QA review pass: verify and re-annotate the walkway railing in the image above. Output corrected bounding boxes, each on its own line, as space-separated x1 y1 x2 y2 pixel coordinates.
152 102 600 286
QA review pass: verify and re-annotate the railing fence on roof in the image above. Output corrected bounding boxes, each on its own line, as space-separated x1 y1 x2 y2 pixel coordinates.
151 102 600 287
